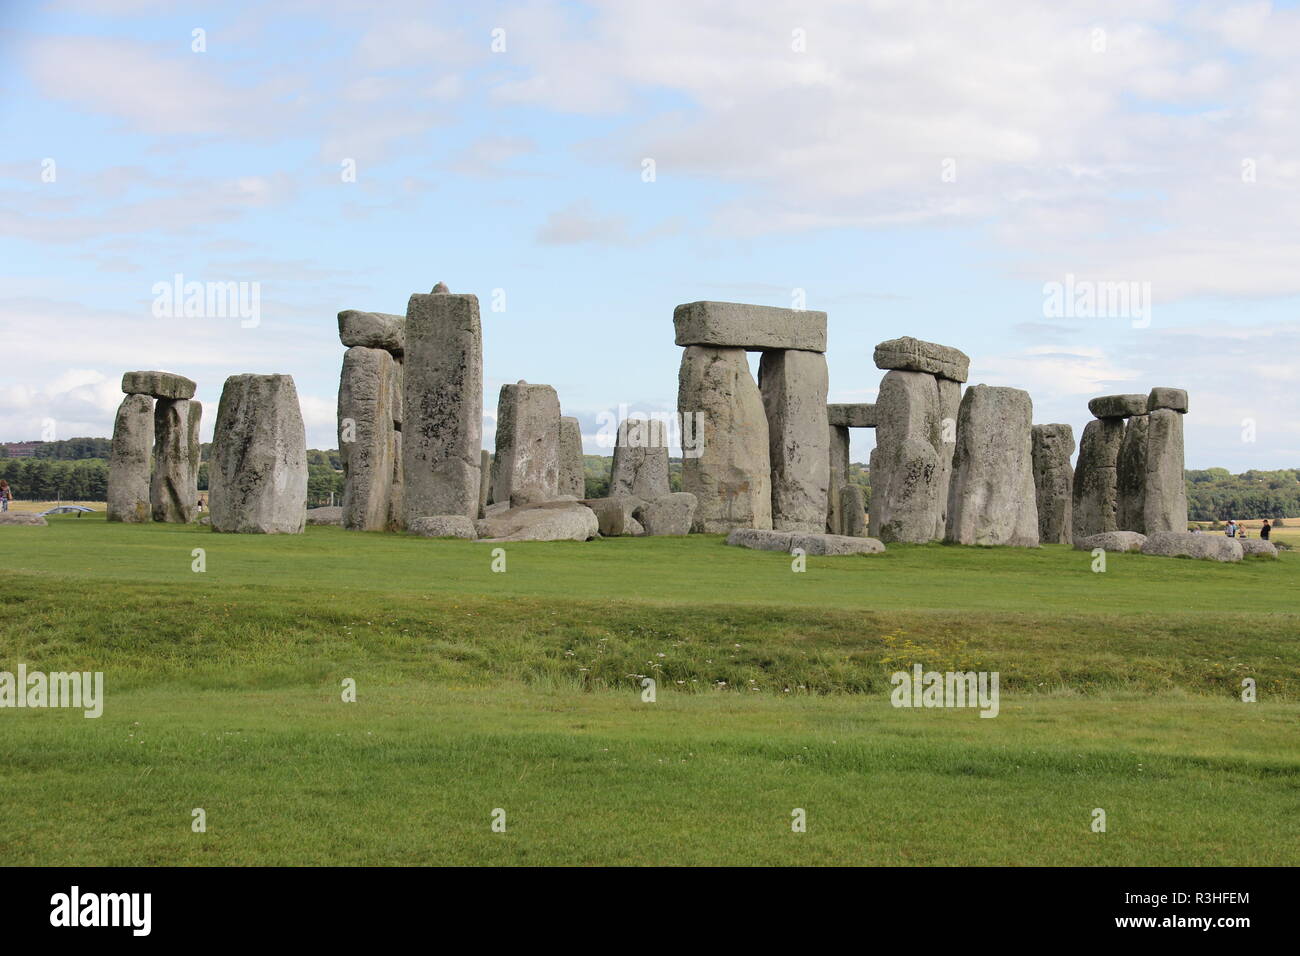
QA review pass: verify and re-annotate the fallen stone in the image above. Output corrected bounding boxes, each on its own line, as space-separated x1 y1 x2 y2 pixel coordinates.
633 492 697 536
1240 539 1278 558
1147 387 1189 413
1116 413 1149 532
474 500 599 542
678 346 772 532
409 515 477 539
1143 408 1188 534
151 398 200 523
789 533 886 555
1031 423 1075 544
944 385 1039 547
840 485 867 537
209 373 308 534
558 416 585 499
1072 418 1125 539
121 370 196 400
760 349 829 532
338 309 405 354
1141 532 1242 562
873 336 969 383
1074 531 1146 552
107 393 154 523
610 418 670 500
306 506 343 525
1088 394 1147 419
402 293 482 523
725 528 795 551
582 496 645 536
0 513 47 526
827 403 877 428
338 346 399 531
492 383 561 507
673 301 827 352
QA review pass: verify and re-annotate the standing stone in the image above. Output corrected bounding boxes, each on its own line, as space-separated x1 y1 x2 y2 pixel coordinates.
209 374 308 534
826 424 850 533
934 378 961 539
1071 418 1125 539
678 346 772 532
611 419 671 500
1116 414 1149 533
945 385 1039 547
1143 408 1188 533
338 346 398 531
403 293 482 522
1031 423 1075 544
759 350 829 532
151 398 199 523
558 417 585 499
107 394 154 523
869 370 942 543
479 450 492 516
492 383 562 507
840 484 867 537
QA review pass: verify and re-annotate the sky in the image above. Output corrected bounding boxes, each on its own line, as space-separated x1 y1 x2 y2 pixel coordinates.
2 0 1300 469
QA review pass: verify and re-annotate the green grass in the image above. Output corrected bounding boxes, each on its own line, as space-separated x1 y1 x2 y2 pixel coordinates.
2 515 1298 865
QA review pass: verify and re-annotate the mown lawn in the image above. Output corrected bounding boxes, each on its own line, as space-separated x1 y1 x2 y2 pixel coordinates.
1 515 1297 865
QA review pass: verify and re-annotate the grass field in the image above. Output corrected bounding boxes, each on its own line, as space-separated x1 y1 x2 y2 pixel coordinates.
2 515 1298 865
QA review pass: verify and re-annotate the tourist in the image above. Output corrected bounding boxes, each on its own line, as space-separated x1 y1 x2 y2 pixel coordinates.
0 479 10 513
1261 520 1272 541
1225 520 1237 537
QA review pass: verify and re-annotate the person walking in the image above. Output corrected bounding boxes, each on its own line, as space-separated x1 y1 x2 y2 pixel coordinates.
1261 519 1272 541
1225 519 1238 537
0 479 10 513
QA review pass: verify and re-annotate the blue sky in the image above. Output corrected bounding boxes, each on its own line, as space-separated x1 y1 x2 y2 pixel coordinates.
3 0 1300 469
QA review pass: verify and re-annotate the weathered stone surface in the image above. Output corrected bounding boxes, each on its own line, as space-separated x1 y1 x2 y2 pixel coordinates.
725 528 795 551
1143 408 1188 534
827 404 877 428
492 383 561 507
479 450 492 516
409 515 477 539
582 496 645 536
0 513 47 526
678 346 772 532
610 418 670 500
389 357 403 430
151 398 199 523
338 310 405 354
1147 387 1189 413
107 393 154 523
1241 539 1279 558
121 370 195 400
633 492 697 536
840 485 867 537
306 506 343 525
945 385 1039 547
1141 532 1242 562
673 301 827 352
1031 423 1075 544
403 293 482 523
1116 414 1149 532
934 377 961 539
869 370 942 543
759 349 829 532
1088 394 1147 419
789 533 886 555
558 417 585 499
873 337 970 383
474 500 599 542
209 374 308 534
1074 531 1146 552
1072 418 1125 539
338 346 399 532
826 425 850 533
